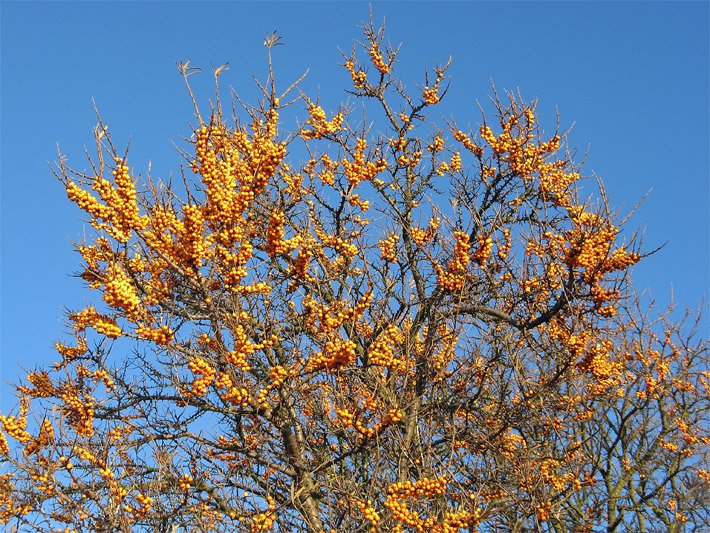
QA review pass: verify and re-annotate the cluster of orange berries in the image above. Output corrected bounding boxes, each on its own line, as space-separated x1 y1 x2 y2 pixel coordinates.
422 68 445 105
436 266 465 292
410 227 427 246
368 38 391 74
268 366 289 388
430 329 458 380
590 285 619 308
537 459 577 493
77 237 113 288
334 406 355 428
65 181 111 228
103 266 141 317
353 418 385 440
659 440 680 453
568 206 604 227
98 464 115 480
348 194 370 212
563 223 613 271
60 389 95 437
517 127 562 178
109 158 147 233
479 165 496 179
428 135 444 153
64 157 146 244
677 419 700 447
248 131 287 194
148 260 181 296
537 165 580 206
580 349 623 397
0 405 31 444
344 59 368 89
226 324 268 372
192 125 242 220
222 386 251 407
351 407 403 441
250 496 276 532
194 118 282 216
214 372 232 390
280 165 305 199
437 231 471 292
478 116 520 155
30 471 54 494
0 473 32 520
72 307 122 339
178 473 194 491
24 419 55 456
107 425 134 442
342 138 388 187
473 235 493 265
548 322 591 359
497 229 512 260
123 492 153 519
181 204 210 268
481 488 506 502
109 481 128 503
187 358 216 396
310 154 337 186
368 324 405 370
232 281 271 295
93 369 116 392
234 185 257 216
300 104 345 140
410 216 440 247
379 232 399 262
26 371 54 398
289 246 314 287
451 129 484 158
396 149 422 168
390 475 448 499
135 324 174 345
422 86 440 105
602 247 641 274
383 476 449 530
357 499 381 529
537 501 552 521
307 292 372 334
266 210 301 257
74 446 96 463
449 152 462 172
391 136 408 152
141 206 179 259
255 386 274 410
452 231 472 268
308 338 357 371
0 505 31 524
219 241 253 288
315 229 358 259
577 340 615 378
76 191 125 240
435 161 451 176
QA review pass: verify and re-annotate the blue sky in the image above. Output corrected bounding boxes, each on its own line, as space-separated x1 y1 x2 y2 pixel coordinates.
1 1 708 407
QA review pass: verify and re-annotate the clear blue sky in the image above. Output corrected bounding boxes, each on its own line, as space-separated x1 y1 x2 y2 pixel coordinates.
1 2 708 407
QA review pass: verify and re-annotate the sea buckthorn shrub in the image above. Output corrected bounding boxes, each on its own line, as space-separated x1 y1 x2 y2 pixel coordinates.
1 18 707 533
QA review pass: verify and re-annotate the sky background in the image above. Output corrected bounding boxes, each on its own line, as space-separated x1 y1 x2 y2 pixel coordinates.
1 1 708 408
